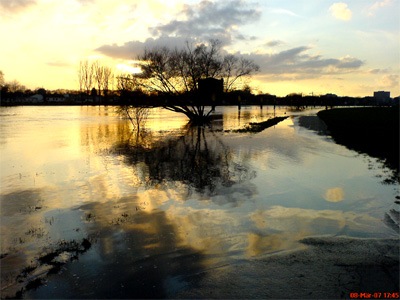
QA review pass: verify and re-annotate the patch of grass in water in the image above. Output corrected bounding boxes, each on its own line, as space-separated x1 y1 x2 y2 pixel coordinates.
4 238 93 299
228 116 289 133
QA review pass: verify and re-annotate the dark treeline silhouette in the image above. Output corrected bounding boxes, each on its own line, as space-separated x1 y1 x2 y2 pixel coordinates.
2 87 399 108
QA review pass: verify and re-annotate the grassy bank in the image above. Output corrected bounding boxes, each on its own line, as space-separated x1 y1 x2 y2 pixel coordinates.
317 107 398 130
318 107 399 182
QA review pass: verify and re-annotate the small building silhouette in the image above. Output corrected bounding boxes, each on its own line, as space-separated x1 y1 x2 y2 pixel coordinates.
28 94 44 103
373 91 391 106
373 91 390 101
198 78 223 105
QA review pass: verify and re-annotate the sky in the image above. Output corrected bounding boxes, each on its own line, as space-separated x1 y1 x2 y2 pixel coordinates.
0 0 399 97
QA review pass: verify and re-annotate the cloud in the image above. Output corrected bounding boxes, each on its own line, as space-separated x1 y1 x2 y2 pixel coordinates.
368 68 390 74
95 0 363 83
329 2 352 21
98 39 364 82
0 0 36 12
358 73 399 97
76 0 95 4
377 74 399 88
150 0 261 45
235 34 257 41
248 47 363 78
96 41 146 60
46 61 72 67
275 46 309 62
265 40 284 47
367 0 393 16
96 0 261 58
268 8 301 18
336 56 363 68
96 36 192 60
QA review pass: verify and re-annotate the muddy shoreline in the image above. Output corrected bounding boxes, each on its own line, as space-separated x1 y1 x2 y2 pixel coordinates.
4 236 398 299
175 236 399 299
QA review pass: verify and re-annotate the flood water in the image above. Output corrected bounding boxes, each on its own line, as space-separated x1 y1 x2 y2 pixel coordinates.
0 106 398 298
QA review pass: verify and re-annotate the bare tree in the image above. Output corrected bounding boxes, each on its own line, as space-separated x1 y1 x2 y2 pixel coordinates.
0 70 4 87
116 74 149 131
93 61 104 96
117 106 149 132
78 60 114 99
78 60 94 95
221 55 259 92
117 74 140 96
102 66 113 97
7 80 26 93
135 39 259 124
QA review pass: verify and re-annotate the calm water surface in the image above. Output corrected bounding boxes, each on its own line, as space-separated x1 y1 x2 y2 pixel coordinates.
0 106 398 298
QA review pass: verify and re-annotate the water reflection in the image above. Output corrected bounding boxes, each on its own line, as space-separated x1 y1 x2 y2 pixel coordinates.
297 115 329 136
324 187 345 202
30 206 207 299
111 126 257 201
297 114 399 184
0 106 398 299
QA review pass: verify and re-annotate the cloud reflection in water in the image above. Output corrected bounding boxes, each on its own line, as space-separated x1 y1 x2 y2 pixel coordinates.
324 187 345 202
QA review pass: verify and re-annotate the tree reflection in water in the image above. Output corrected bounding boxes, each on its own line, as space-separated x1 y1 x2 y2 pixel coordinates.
112 125 257 198
58 121 260 298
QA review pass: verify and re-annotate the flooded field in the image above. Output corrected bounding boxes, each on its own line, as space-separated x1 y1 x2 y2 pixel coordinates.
0 106 398 298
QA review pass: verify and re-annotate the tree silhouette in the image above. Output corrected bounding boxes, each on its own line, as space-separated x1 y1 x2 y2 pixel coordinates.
135 40 259 125
78 60 94 95
78 60 114 97
0 70 4 87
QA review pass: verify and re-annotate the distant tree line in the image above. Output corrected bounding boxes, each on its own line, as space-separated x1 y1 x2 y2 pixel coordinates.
2 87 397 108
78 60 114 99
1 61 398 109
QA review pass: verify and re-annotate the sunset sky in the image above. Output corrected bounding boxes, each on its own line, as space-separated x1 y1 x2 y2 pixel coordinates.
0 0 399 97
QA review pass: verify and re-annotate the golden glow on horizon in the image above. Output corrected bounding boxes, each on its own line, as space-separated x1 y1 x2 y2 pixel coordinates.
116 63 142 75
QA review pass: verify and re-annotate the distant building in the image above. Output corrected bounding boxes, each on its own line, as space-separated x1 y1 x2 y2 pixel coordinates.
373 91 392 106
48 94 69 103
324 93 338 98
28 94 44 103
393 96 399 106
373 91 390 100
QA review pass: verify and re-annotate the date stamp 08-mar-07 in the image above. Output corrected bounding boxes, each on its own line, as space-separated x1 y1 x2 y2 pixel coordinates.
349 292 399 299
